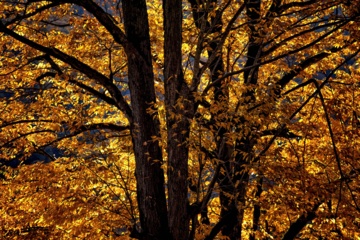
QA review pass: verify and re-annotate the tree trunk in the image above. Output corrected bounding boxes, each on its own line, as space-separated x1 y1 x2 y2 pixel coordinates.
163 0 193 239
217 0 262 238
122 1 169 239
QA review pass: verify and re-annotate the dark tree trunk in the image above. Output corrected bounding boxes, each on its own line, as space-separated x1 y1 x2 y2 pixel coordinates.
218 1 262 237
244 0 262 85
122 1 169 239
163 0 193 239
188 1 244 239
214 0 262 238
218 146 250 240
250 177 263 240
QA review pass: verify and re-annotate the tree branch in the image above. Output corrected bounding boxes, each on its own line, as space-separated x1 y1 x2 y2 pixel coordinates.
0 22 133 122
282 201 322 240
261 128 301 139
43 56 119 108
0 119 53 130
203 20 355 96
3 2 61 27
60 0 128 46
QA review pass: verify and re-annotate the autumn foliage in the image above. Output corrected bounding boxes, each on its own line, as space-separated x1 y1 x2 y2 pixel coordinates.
1 0 360 239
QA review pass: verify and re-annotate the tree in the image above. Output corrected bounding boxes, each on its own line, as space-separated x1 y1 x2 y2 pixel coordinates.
1 0 360 239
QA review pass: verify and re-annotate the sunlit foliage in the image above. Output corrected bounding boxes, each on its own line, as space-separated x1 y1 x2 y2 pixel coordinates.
1 0 360 239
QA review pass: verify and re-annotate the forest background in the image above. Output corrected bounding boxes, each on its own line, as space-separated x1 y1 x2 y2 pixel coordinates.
1 0 360 239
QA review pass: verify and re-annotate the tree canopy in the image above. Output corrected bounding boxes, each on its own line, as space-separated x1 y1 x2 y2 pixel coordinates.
1 0 360 239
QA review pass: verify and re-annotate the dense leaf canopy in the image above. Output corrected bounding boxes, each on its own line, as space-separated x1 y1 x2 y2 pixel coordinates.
1 0 360 239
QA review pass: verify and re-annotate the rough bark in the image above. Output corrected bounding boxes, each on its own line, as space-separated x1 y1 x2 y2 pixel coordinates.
122 1 169 239
163 0 193 239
